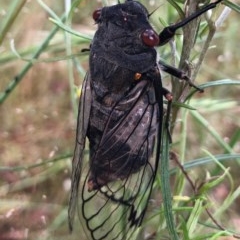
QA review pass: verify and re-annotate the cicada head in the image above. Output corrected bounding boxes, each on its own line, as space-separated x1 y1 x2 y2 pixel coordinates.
90 1 159 73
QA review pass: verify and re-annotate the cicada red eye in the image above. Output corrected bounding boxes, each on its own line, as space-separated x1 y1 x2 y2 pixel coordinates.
92 9 101 22
141 29 159 47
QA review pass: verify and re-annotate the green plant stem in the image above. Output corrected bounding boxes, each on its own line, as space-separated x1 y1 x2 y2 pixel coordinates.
64 1 78 116
0 15 66 104
0 0 27 45
190 110 234 153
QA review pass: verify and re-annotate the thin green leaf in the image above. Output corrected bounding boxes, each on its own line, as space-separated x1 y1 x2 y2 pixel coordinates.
186 79 240 100
171 101 196 110
37 0 61 21
190 110 234 153
223 0 240 14
0 0 27 44
202 150 234 193
0 162 66 195
0 14 66 104
169 154 240 174
214 185 240 219
198 168 230 194
166 0 185 19
227 128 240 151
186 199 204 239
68 0 85 19
49 17 93 40
190 98 238 112
0 152 72 171
161 122 179 240
208 231 231 240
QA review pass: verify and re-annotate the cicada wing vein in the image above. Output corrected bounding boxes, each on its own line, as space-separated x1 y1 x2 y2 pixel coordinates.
68 72 92 232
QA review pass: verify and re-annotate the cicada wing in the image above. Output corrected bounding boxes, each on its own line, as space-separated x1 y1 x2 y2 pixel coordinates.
80 80 162 240
68 72 92 231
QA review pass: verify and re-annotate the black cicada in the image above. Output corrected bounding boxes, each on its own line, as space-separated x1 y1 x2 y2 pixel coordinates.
68 1 223 239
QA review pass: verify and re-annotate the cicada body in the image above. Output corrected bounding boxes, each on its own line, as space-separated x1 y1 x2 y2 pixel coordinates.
69 1 163 239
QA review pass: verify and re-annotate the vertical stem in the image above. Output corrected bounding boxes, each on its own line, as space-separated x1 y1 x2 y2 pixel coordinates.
171 1 200 130
0 0 27 44
0 15 66 104
64 0 78 116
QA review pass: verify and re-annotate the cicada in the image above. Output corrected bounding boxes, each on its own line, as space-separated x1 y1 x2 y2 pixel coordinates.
68 1 223 239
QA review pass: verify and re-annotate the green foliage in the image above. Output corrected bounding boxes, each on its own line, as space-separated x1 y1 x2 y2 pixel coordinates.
0 0 240 239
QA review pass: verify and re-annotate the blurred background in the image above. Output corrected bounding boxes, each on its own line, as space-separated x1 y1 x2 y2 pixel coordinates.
0 0 240 239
